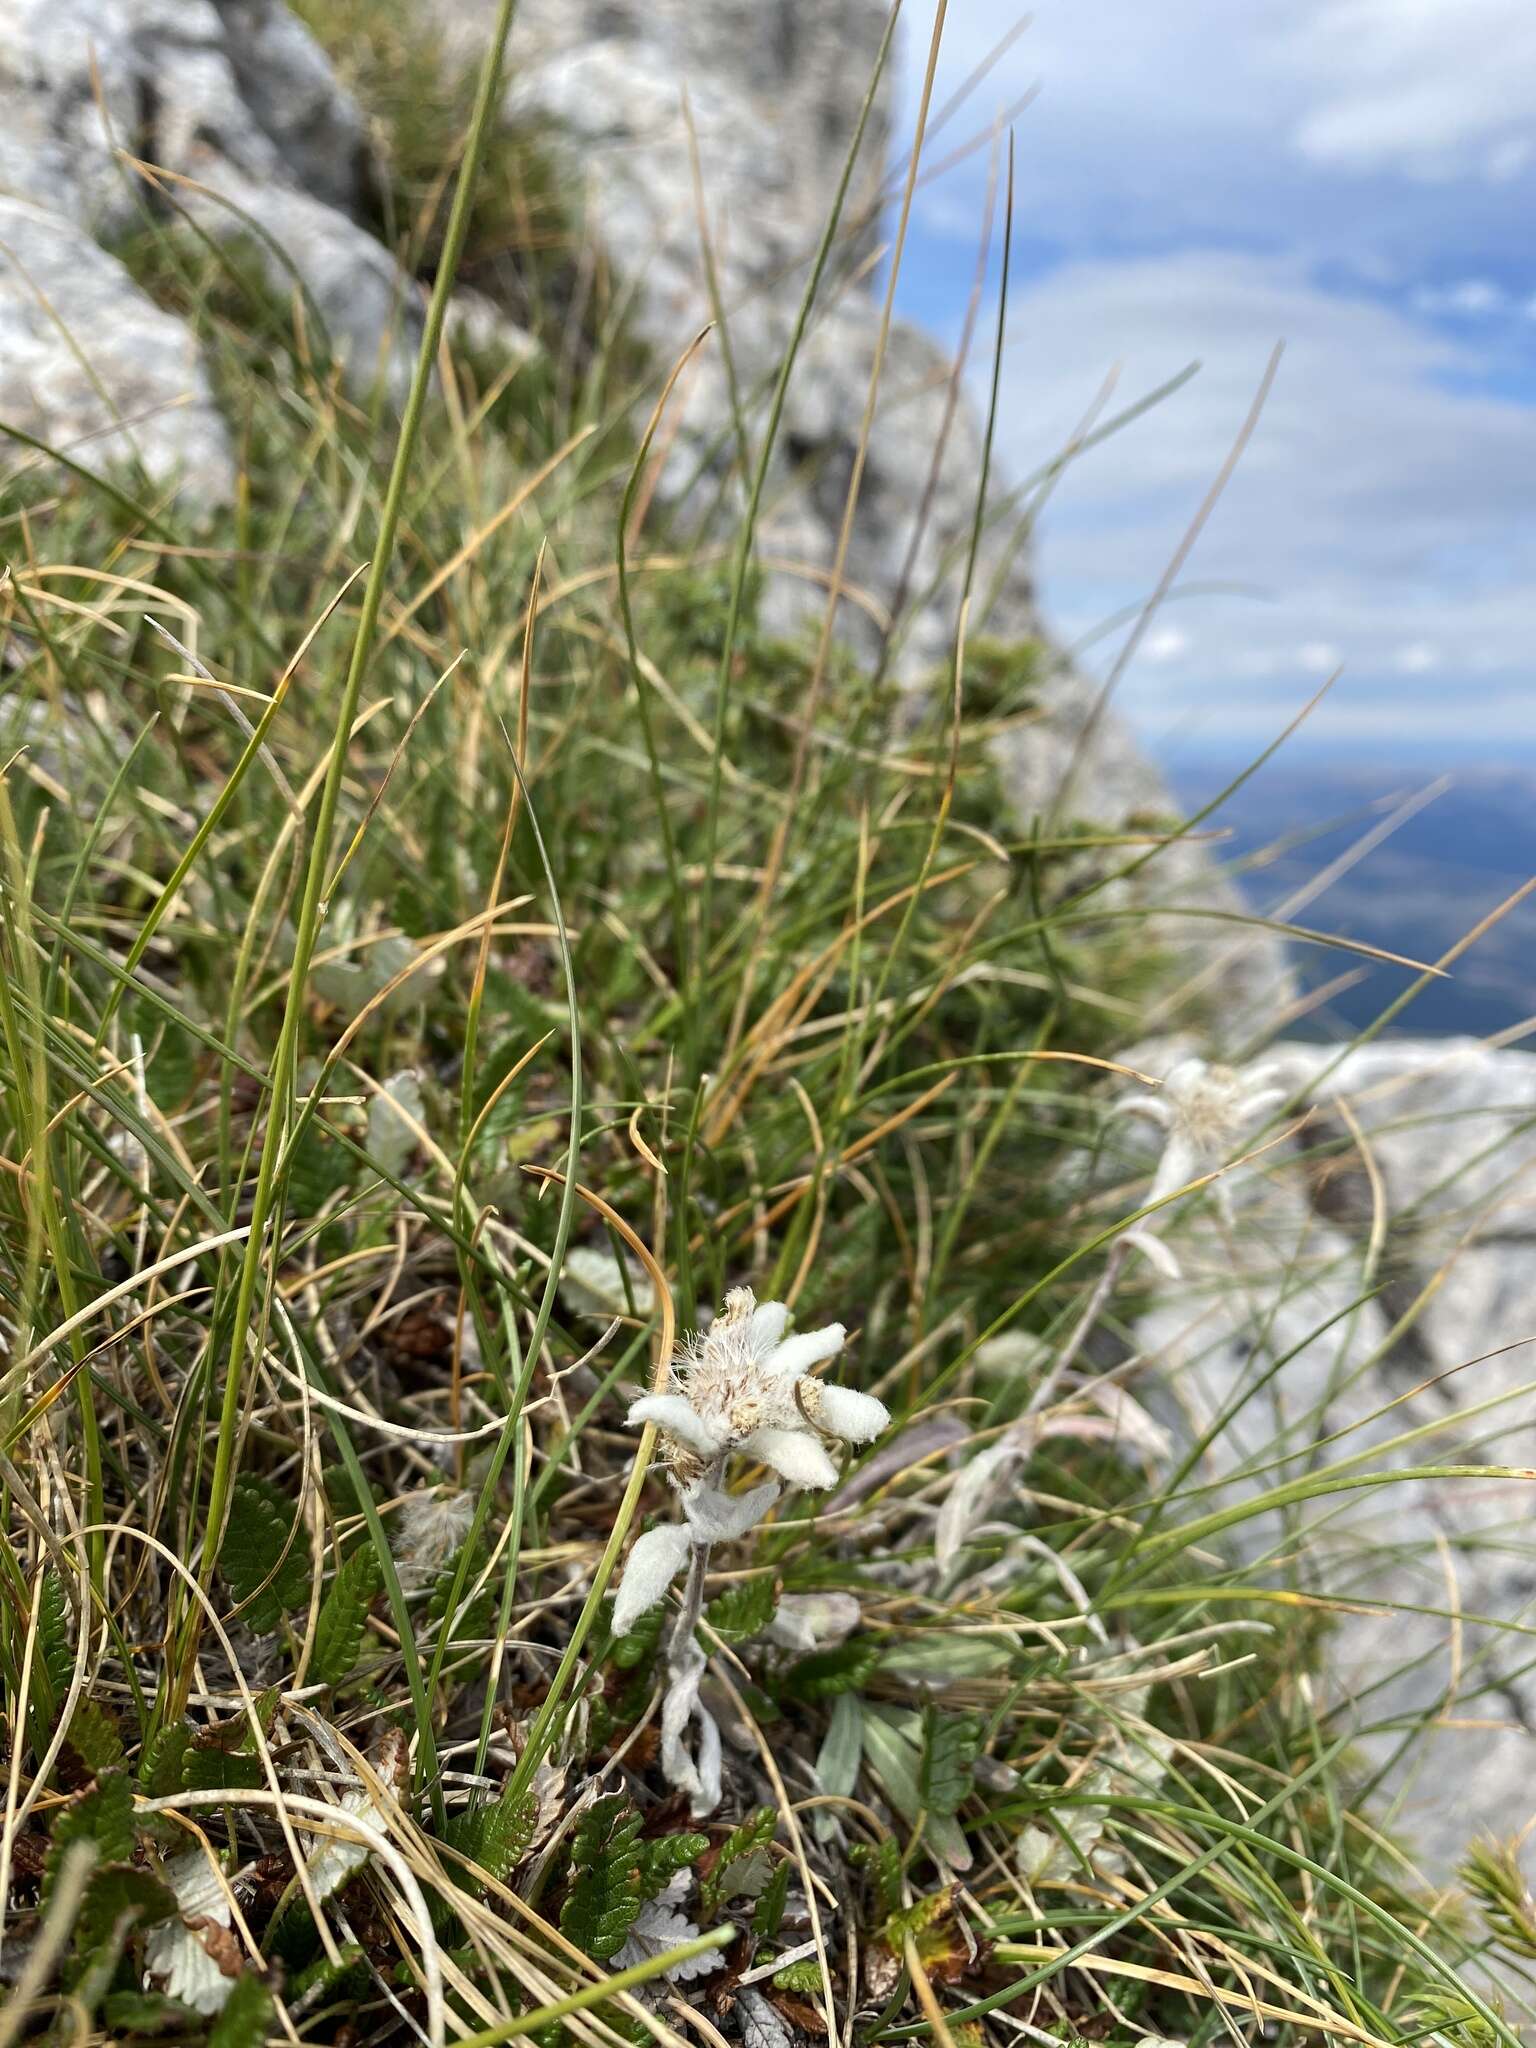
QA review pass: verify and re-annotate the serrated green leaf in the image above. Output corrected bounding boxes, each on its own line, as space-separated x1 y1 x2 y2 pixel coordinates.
783 1637 881 1703
450 1781 539 1889
46 1770 134 1901
101 1988 202 2035
139 1725 192 1797
700 1806 777 1918
881 1887 973 1979
207 1970 276 2048
287 1942 368 2010
222 1475 312 1632
310 1544 383 1688
752 1858 792 1940
66 1699 125 1775
560 1793 645 1962
70 1865 172 2015
702 1574 777 1645
38 1570 74 1700
638 1831 709 1900
182 1748 264 1793
772 1958 822 1992
76 1861 177 1957
23 1572 75 1760
919 1709 982 1820
850 1837 902 1917
608 1598 664 1671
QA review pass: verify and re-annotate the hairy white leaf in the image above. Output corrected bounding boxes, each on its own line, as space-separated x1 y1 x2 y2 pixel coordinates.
741 1990 794 2048
367 1069 424 1180
144 1852 235 2017
681 1479 779 1543
769 1591 861 1652
613 1522 691 1633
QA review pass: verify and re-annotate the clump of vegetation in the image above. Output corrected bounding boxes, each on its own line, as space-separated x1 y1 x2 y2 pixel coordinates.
291 0 591 331
1 8 1531 2048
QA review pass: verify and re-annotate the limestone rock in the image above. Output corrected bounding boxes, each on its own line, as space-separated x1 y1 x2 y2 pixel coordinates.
1128 1036 1536 1875
0 0 368 234
0 196 232 500
0 0 547 471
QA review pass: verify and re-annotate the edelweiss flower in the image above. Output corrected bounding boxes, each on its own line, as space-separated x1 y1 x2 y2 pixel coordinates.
629 1286 887 1489
612 1287 887 1637
1120 1057 1287 1219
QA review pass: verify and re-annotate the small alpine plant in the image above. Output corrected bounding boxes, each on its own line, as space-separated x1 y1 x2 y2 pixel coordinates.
612 1287 888 1810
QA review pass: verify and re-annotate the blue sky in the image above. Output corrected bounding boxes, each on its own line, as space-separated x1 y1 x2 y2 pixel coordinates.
893 1 1536 758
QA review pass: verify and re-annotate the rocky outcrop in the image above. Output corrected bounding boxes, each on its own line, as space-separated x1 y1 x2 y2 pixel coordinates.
0 0 416 495
1126 1036 1536 1875
423 0 1294 1036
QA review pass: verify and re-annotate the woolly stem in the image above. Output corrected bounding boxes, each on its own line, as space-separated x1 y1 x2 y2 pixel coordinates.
665 1456 726 1676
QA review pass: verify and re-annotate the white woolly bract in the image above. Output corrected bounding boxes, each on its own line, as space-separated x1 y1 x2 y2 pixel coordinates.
613 1522 691 1633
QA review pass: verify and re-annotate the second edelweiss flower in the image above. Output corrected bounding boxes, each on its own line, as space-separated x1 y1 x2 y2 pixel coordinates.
1121 1056 1287 1217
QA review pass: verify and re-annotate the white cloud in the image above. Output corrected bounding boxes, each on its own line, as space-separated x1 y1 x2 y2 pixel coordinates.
1285 0 1536 181
889 4 1536 747
1414 279 1506 316
985 251 1536 743
1396 642 1440 674
898 2 1536 266
1143 625 1189 664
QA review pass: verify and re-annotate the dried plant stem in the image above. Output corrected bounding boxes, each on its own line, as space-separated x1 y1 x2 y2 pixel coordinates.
1027 1236 1130 1417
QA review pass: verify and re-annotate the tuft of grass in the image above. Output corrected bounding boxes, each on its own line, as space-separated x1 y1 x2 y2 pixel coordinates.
1 11 1533 2048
